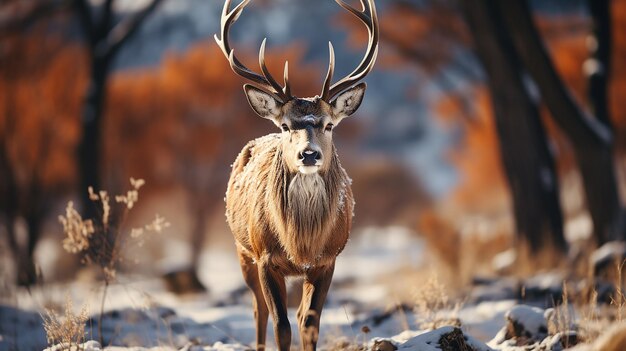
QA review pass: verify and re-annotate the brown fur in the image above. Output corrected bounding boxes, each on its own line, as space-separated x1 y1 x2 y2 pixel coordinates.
226 134 353 272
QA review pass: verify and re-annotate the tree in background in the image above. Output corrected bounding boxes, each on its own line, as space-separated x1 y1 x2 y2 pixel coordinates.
497 0 623 245
0 30 81 285
72 0 162 220
461 0 566 255
386 0 626 258
1 0 165 284
378 0 567 255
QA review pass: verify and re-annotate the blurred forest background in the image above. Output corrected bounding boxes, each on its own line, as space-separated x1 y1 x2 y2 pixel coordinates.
1 0 626 293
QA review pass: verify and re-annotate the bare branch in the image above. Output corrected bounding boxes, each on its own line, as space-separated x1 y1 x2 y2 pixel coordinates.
100 0 163 58
72 0 94 45
586 0 612 128
500 0 611 146
0 0 69 35
96 0 114 40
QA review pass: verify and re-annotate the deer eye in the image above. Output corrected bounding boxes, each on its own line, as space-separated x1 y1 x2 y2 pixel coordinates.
281 124 290 132
325 123 334 132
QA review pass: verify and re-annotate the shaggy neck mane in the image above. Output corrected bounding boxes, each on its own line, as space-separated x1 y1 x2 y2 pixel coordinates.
268 148 344 265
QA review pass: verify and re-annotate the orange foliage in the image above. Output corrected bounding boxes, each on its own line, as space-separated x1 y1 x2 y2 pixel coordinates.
440 88 510 214
610 0 626 145
353 2 468 74
0 33 83 196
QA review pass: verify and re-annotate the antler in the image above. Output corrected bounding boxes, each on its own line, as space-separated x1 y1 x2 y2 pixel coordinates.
321 0 379 102
214 0 292 102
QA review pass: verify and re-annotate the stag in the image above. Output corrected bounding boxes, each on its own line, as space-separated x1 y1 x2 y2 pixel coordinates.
215 0 378 349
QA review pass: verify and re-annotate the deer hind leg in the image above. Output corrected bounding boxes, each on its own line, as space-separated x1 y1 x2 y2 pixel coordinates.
298 264 335 351
237 249 269 351
258 256 291 351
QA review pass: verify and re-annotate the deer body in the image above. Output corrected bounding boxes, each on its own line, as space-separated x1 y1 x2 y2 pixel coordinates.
215 1 378 349
226 134 353 272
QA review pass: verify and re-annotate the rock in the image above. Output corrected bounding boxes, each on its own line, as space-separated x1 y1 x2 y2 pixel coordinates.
522 272 565 305
555 331 578 349
438 327 479 351
162 267 207 294
593 280 618 304
372 339 397 351
490 304 581 350
590 241 626 279
490 304 548 347
468 277 518 303
493 249 517 275
83 340 103 351
504 305 548 342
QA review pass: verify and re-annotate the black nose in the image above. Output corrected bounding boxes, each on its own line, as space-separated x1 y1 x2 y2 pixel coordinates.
300 150 320 166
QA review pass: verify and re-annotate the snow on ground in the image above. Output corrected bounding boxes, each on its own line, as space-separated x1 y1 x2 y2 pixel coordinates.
390 326 492 351
0 227 574 350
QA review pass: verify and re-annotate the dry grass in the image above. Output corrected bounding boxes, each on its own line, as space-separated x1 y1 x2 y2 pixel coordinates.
412 273 461 330
418 209 512 286
42 296 89 349
417 202 626 349
59 178 169 282
611 259 626 322
57 178 169 344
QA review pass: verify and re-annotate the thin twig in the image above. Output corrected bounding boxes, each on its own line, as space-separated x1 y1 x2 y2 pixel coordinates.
98 279 109 345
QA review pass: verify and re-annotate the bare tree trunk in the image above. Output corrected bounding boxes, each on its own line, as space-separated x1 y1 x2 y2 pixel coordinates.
18 211 43 285
586 0 612 128
462 0 567 253
499 0 624 244
78 56 111 219
0 45 37 285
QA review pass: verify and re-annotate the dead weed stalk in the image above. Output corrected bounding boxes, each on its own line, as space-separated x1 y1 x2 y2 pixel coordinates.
611 259 626 322
58 178 169 344
42 296 89 349
413 273 462 330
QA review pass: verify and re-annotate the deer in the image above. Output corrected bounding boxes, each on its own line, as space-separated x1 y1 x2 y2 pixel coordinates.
215 0 378 350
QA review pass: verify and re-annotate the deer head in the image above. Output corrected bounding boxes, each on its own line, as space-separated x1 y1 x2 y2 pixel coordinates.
214 0 379 175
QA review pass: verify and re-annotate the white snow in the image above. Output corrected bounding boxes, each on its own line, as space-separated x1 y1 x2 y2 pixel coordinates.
505 305 547 337
334 226 424 282
392 326 493 351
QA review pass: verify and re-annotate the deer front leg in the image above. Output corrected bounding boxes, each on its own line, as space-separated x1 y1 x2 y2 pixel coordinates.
298 263 335 351
258 256 291 351
237 249 269 350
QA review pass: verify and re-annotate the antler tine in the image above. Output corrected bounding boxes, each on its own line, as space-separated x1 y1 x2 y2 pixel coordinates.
283 61 291 97
259 39 290 101
320 42 336 101
226 50 271 88
214 0 290 102
325 0 379 101
335 0 371 28
214 0 250 63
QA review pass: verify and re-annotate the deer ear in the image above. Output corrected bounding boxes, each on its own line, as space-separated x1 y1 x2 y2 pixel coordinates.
331 82 366 121
244 84 283 120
